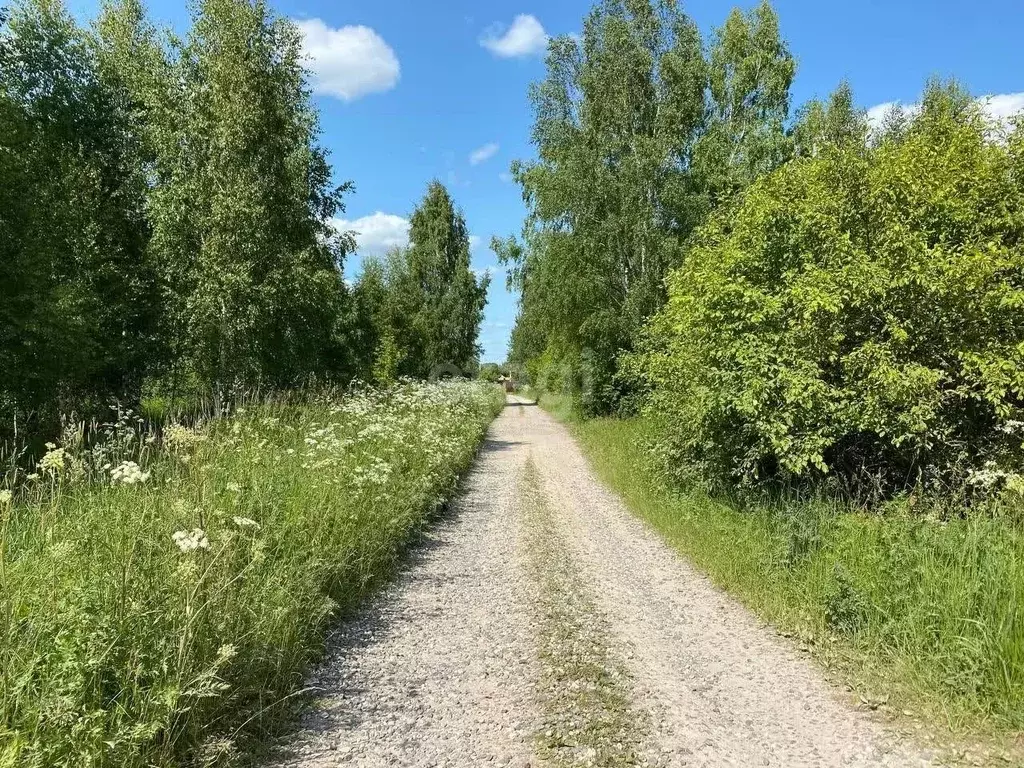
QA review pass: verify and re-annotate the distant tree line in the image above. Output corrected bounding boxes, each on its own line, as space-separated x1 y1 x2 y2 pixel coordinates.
348 182 489 383
0 0 487 440
501 0 1024 491
477 362 509 383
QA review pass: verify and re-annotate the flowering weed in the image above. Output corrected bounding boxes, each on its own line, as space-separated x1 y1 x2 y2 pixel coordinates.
0 380 503 766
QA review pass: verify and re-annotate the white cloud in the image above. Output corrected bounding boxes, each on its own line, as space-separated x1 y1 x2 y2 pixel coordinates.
866 91 1024 132
498 171 514 183
480 14 548 58
296 19 399 101
333 212 409 255
469 142 500 165
334 217 486 258
980 92 1024 124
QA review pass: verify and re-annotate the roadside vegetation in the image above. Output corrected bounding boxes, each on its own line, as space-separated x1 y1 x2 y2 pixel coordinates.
0 380 503 766
1 0 499 762
550 406 1024 751
504 0 1024 748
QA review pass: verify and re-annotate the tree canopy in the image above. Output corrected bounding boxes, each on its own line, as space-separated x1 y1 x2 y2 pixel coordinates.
0 0 490 439
502 0 794 414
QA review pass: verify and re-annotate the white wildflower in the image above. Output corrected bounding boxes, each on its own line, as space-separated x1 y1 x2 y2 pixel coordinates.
164 423 205 452
172 528 210 553
38 446 66 474
231 516 260 530
110 460 151 485
967 461 1008 490
225 482 241 493
0 489 11 505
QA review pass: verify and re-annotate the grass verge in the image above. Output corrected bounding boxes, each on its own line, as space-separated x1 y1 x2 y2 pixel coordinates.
539 393 1024 763
0 381 504 767
519 457 649 767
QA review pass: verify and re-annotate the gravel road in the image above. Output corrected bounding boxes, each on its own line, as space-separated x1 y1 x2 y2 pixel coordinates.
271 394 936 767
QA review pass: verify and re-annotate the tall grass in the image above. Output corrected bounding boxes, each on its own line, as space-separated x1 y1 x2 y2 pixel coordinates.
0 381 503 767
542 396 1024 746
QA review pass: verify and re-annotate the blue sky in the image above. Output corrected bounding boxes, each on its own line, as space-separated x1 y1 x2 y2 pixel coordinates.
68 0 1024 362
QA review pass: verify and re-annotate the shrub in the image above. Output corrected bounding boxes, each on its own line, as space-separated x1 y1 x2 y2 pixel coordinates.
635 82 1024 491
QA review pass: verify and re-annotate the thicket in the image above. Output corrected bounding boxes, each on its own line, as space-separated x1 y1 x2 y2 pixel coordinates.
634 83 1024 492
0 0 488 444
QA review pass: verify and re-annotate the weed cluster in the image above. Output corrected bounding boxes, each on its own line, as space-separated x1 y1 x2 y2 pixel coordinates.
0 381 503 766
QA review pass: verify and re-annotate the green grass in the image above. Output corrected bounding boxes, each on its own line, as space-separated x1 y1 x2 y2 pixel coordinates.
0 381 504 767
520 459 647 766
540 394 1024 758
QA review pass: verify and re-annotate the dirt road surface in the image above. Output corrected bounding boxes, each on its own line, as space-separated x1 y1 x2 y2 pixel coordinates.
271 394 934 767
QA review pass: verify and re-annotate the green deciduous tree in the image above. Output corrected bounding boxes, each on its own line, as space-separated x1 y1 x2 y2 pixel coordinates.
505 0 794 414
791 81 867 158
393 181 489 377
0 0 159 432
477 362 504 383
693 1 795 203
97 0 353 408
351 183 489 382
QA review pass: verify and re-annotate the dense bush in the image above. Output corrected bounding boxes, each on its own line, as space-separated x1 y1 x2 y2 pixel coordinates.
635 83 1024 491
